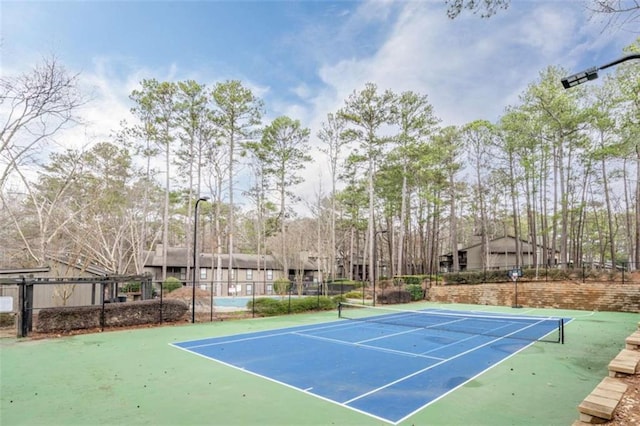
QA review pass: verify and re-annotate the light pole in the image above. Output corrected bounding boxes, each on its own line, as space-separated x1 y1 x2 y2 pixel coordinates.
192 196 209 324
372 229 387 306
561 54 639 89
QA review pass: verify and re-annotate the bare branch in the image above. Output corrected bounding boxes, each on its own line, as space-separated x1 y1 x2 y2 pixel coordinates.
0 56 85 190
587 0 640 32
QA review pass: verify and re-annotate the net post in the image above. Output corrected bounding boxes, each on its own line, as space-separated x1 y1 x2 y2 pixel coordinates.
560 318 564 344
338 302 342 318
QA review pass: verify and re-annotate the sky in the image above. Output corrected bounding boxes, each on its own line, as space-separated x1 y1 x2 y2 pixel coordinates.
0 0 634 214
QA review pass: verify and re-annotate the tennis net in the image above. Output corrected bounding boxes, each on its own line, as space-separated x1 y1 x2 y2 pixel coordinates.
338 302 565 344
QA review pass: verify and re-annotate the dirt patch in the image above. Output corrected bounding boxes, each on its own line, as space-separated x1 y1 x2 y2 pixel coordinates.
163 287 234 312
601 374 640 425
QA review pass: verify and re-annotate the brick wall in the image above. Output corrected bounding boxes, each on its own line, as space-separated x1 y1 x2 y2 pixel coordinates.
429 281 640 312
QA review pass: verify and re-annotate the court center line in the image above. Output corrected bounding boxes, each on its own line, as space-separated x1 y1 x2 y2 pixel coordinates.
342 318 548 405
292 331 446 361
355 318 467 345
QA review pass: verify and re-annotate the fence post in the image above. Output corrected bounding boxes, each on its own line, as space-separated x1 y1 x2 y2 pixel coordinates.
101 280 106 332
17 277 28 338
210 281 215 322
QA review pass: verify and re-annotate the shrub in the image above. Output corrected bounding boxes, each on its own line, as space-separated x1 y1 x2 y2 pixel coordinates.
273 278 291 296
343 290 364 299
121 282 141 293
377 279 393 291
248 296 337 317
406 284 424 301
325 280 359 294
0 313 14 327
394 275 429 286
444 270 514 285
163 277 182 293
36 299 188 333
376 290 411 304
248 298 287 316
332 295 347 304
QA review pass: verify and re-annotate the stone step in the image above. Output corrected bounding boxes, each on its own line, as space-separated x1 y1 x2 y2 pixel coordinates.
625 331 640 350
608 348 640 377
577 377 627 422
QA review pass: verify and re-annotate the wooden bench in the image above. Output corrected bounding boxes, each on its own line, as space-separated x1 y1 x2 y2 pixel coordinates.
608 349 640 377
577 377 628 423
626 331 640 350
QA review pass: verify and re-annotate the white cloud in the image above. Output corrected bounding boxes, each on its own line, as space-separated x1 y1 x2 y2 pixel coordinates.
3 0 631 216
287 1 630 214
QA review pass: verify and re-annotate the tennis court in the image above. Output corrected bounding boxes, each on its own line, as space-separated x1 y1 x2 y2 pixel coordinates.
1 302 637 425
173 304 567 424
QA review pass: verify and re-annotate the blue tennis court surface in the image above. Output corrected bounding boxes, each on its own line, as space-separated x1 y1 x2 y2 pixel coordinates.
172 306 568 424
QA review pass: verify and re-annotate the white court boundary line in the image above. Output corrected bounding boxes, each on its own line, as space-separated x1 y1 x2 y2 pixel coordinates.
171 313 560 425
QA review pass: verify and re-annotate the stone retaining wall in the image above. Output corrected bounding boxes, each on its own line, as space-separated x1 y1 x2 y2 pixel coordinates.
429 281 640 312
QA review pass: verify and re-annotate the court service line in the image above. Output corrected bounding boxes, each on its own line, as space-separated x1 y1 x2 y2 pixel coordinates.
355 318 467 345
170 342 394 425
181 320 367 349
342 318 548 405
292 331 446 361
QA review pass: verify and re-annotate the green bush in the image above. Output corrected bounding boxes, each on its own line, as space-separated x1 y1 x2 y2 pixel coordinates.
248 298 287 316
274 278 291 296
442 267 581 285
444 270 514 285
163 277 182 293
332 295 347 304
248 296 337 317
406 284 424 301
327 278 362 288
121 282 141 293
343 290 364 299
394 275 429 285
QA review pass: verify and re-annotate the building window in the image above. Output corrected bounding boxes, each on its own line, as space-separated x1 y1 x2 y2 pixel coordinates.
247 284 252 295
231 269 235 279
266 269 273 280
246 269 253 280
266 284 273 295
200 268 207 279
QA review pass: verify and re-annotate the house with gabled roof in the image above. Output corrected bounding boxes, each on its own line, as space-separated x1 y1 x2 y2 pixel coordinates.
142 245 319 296
439 235 559 272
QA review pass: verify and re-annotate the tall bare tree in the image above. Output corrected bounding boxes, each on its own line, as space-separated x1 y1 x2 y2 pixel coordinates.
1 57 84 191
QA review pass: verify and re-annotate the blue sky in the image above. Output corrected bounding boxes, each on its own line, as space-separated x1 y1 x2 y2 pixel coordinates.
1 0 633 208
